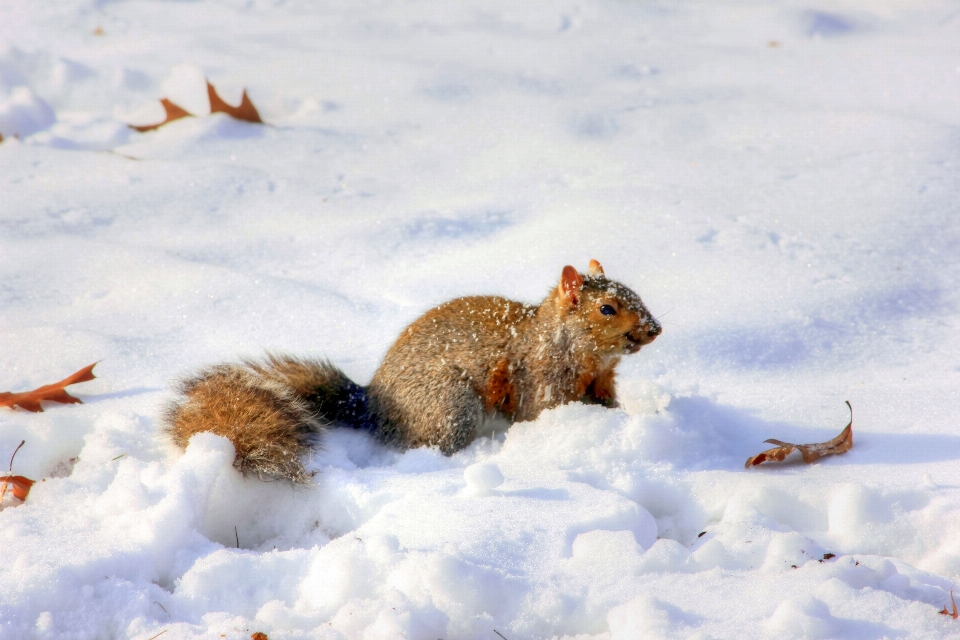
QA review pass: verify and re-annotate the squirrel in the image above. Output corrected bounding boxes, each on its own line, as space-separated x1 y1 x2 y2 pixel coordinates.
165 260 661 483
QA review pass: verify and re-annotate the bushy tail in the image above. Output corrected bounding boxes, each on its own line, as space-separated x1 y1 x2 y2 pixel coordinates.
165 354 373 483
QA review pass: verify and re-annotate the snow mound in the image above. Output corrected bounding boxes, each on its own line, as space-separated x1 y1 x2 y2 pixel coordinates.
0 86 55 138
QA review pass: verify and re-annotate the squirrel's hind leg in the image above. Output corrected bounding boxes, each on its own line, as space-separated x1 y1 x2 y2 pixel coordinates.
371 368 485 455
435 377 486 454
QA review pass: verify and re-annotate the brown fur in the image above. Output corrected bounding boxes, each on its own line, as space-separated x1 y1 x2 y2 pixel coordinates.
483 359 517 414
367 261 660 452
165 356 337 482
586 366 618 406
166 262 660 481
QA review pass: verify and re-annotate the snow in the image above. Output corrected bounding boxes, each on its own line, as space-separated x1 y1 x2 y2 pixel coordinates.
1 0 960 638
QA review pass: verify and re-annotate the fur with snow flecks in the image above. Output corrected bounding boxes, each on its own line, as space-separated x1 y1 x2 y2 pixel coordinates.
164 355 340 483
166 265 660 479
369 263 661 453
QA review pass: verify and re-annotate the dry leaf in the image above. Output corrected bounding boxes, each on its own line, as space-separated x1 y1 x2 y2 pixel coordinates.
208 81 262 123
131 79 262 131
745 401 853 468
0 363 98 412
0 440 34 502
251 633 269 640
941 590 958 619
0 475 34 501
131 98 192 132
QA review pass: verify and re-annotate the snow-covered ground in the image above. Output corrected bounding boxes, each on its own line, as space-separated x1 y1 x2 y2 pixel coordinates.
2 0 960 638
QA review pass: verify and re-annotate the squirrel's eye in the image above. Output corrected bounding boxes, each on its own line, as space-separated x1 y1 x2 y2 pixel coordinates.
600 304 617 316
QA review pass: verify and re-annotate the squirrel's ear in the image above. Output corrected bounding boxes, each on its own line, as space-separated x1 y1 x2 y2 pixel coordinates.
560 265 584 309
588 259 604 276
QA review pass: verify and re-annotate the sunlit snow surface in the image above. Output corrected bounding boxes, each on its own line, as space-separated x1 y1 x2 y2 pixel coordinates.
2 1 960 638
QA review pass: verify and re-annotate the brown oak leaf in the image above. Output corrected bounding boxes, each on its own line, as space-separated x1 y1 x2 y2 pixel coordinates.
0 363 98 412
131 98 192 132
208 81 262 123
941 590 958 619
745 401 853 468
131 79 262 131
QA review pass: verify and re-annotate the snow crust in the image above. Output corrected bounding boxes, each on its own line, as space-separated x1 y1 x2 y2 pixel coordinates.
2 0 960 638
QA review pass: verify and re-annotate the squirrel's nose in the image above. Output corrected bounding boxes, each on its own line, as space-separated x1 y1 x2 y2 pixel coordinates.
645 321 662 338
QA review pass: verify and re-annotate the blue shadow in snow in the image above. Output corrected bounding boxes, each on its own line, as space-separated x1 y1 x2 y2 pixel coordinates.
694 283 947 370
666 395 960 470
200 115 265 141
400 210 515 244
80 387 164 403
423 80 470 101
806 11 856 37
570 113 619 139
501 487 569 500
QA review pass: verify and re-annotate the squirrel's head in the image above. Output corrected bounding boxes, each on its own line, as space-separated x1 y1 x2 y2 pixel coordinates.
553 260 661 355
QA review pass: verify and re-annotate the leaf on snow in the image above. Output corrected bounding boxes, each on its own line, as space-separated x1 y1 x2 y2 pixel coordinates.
0 440 34 503
130 98 192 132
0 363 98 412
941 590 958 619
207 81 262 123
130 79 262 131
745 401 853 468
0 475 34 501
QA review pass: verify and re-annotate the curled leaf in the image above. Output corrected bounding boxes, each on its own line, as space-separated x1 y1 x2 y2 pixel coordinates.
0 475 35 501
0 363 98 412
941 590 958 619
746 401 853 468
